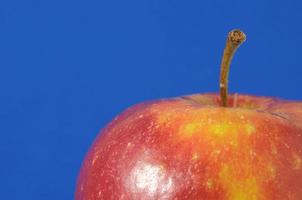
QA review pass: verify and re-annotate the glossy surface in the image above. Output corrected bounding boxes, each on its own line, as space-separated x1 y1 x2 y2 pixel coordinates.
76 94 302 200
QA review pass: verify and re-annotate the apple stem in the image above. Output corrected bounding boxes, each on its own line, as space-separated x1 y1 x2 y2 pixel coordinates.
219 29 246 107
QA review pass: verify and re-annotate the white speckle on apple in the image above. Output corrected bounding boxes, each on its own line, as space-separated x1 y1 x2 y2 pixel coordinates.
126 160 174 198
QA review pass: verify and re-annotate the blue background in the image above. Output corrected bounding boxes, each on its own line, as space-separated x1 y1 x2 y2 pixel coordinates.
1 0 302 199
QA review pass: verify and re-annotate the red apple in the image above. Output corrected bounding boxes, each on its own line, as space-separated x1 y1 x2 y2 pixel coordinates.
75 30 302 199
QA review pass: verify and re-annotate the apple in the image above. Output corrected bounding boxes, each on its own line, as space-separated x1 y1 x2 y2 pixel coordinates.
75 30 302 199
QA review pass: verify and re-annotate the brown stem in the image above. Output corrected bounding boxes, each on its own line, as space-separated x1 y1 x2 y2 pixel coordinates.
219 29 246 107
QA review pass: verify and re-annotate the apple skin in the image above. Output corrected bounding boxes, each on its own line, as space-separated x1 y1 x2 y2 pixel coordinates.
75 94 302 200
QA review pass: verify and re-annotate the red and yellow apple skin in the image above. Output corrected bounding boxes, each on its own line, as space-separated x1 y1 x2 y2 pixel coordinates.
75 94 302 200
